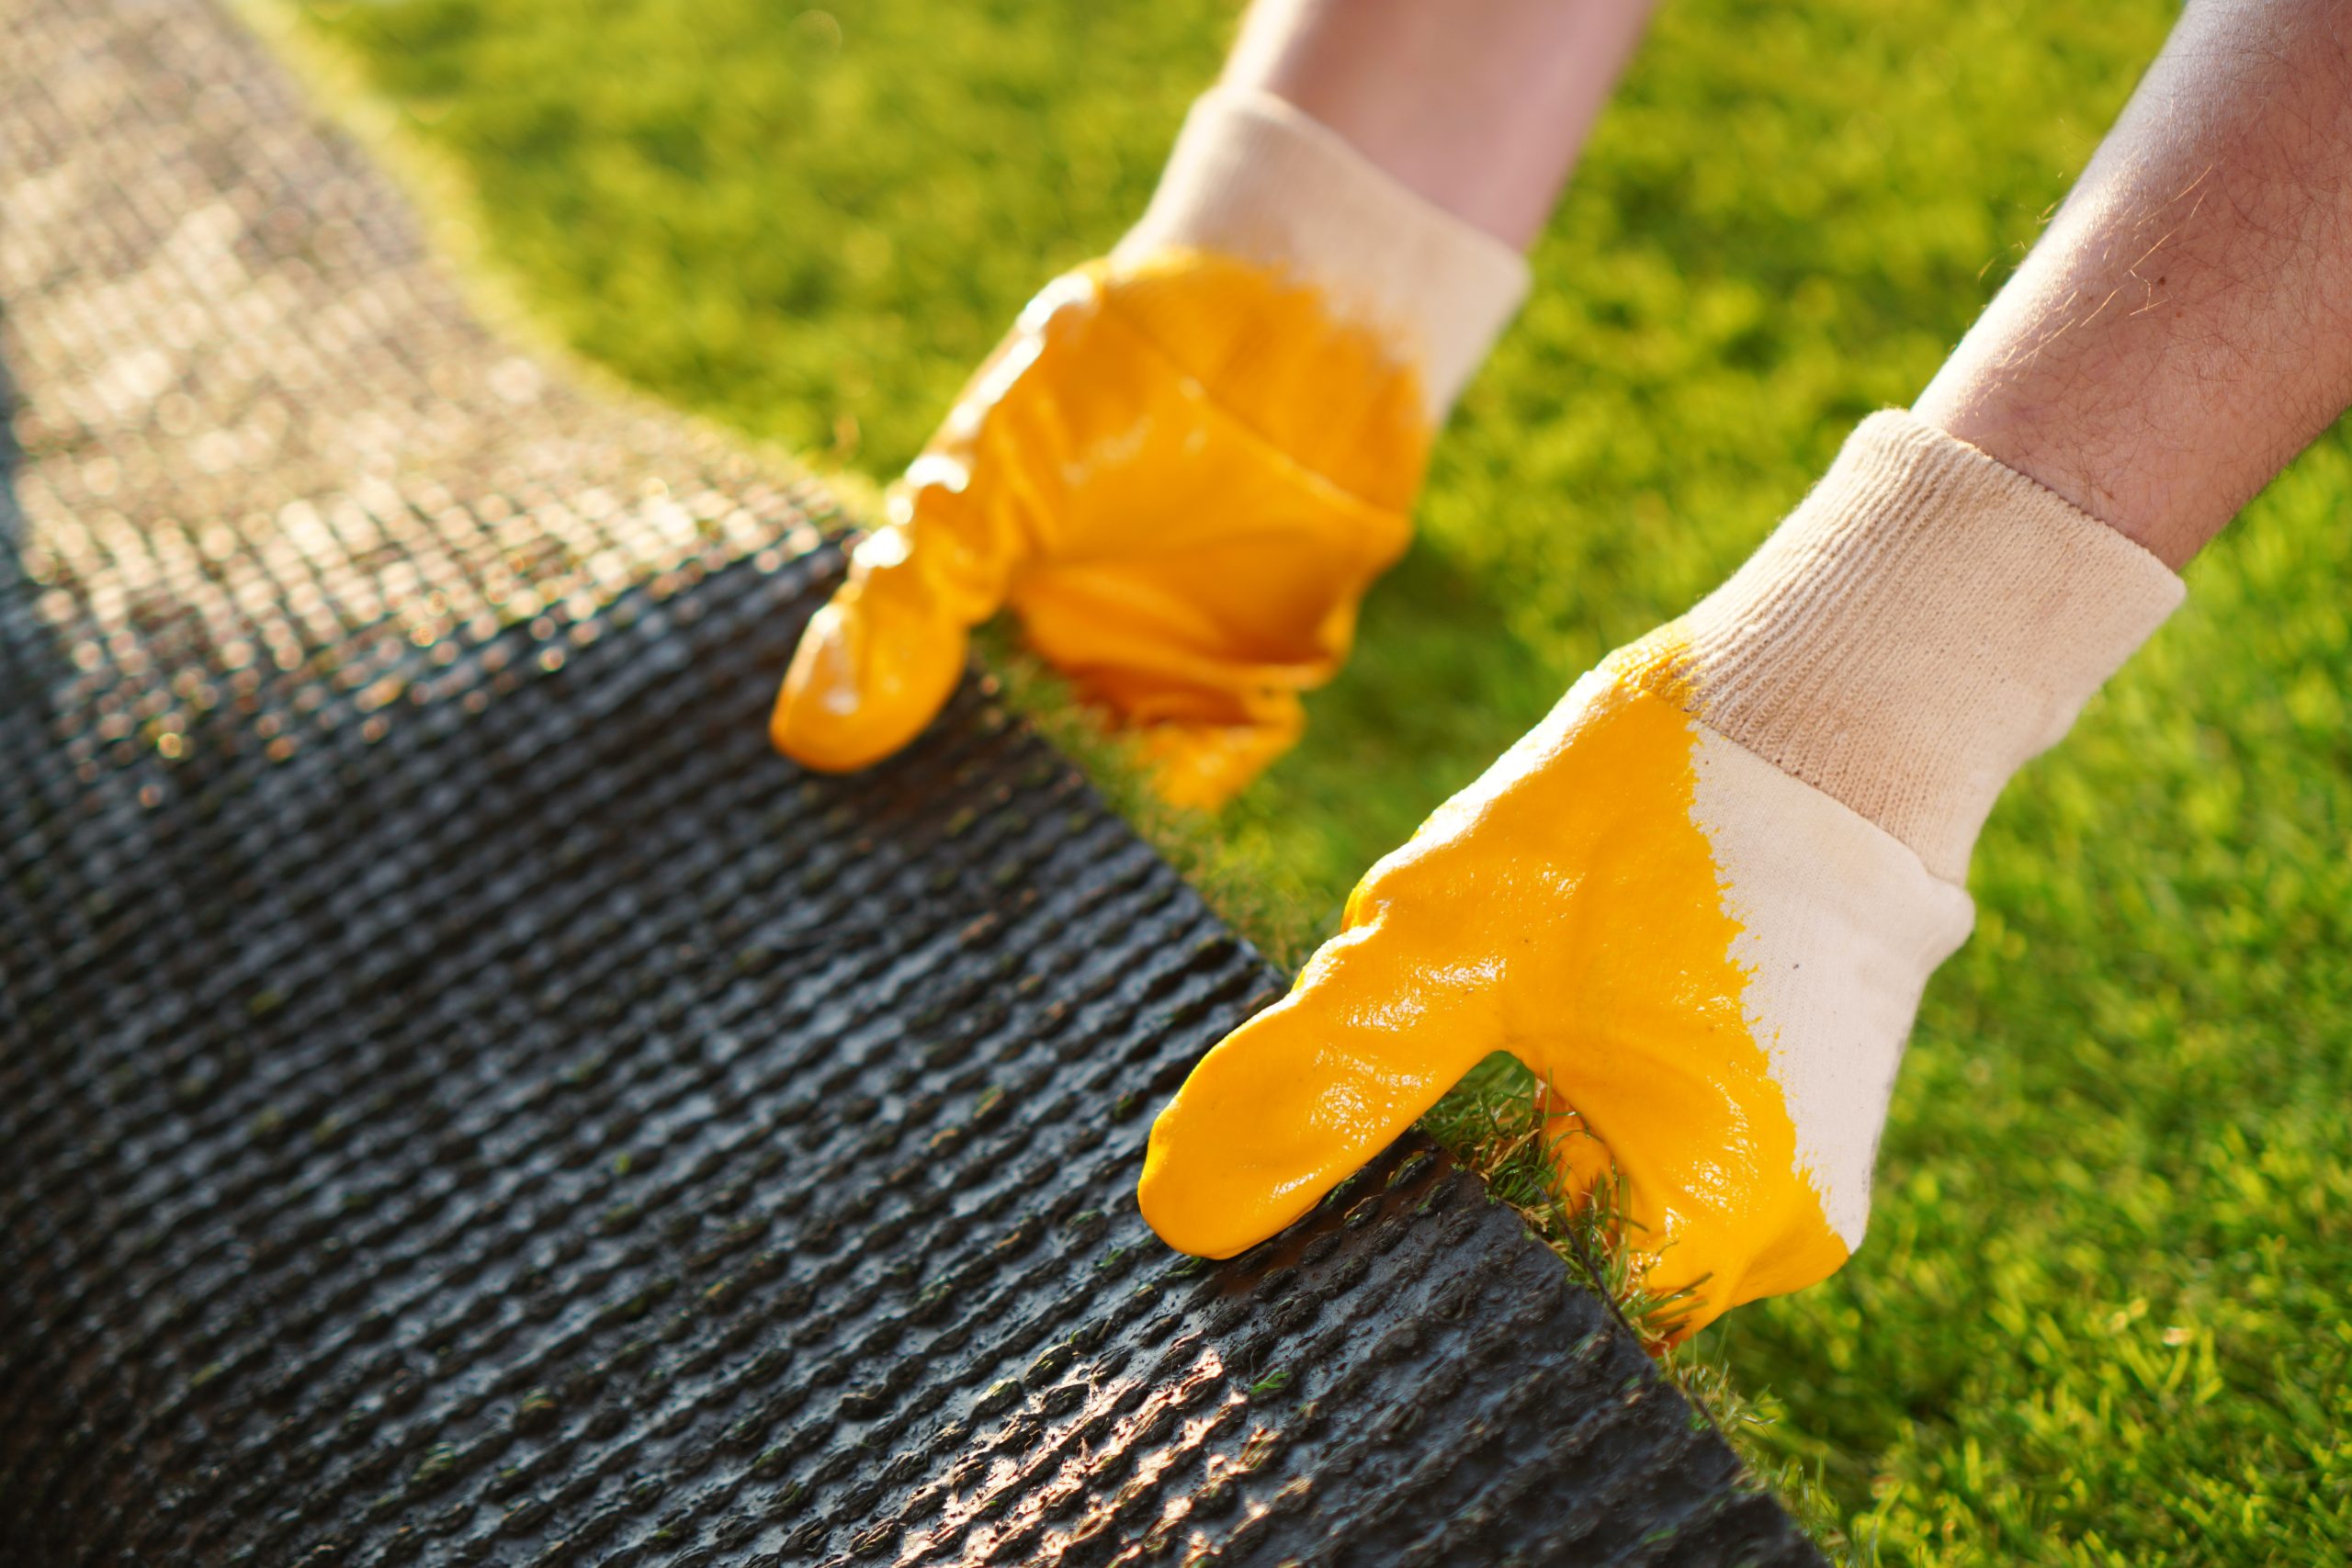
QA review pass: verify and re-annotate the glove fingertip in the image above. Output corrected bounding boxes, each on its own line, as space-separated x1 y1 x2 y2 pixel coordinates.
770 587 967 773
1136 711 1302 811
1134 1135 1271 1261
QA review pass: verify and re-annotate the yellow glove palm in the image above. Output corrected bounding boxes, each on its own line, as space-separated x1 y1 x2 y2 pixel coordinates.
773 251 1431 808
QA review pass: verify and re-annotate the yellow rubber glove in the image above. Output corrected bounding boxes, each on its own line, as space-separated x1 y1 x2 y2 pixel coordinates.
773 253 1426 807
1139 413 2184 1338
772 89 1528 808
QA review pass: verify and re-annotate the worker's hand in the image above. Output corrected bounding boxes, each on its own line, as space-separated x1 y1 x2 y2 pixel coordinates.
1136 637 1975 1337
1137 410 2185 1340
771 250 1429 808
771 86 1528 807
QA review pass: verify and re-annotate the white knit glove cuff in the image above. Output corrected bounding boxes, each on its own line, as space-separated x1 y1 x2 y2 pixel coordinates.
1644 411 2186 882
1113 87 1531 422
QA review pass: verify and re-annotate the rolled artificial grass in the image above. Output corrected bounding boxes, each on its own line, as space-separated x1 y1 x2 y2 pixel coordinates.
0 2 1820 1559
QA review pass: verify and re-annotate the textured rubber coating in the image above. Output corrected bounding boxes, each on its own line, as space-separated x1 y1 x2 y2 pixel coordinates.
0 2 1825 1563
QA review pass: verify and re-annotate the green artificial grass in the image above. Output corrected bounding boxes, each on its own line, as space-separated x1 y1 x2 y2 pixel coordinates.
283 0 2352 1559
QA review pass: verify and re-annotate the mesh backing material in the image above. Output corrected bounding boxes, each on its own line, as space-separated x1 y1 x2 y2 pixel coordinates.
0 2 1824 1563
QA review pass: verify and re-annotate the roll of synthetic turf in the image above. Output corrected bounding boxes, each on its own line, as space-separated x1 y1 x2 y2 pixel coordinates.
0 2 1823 1562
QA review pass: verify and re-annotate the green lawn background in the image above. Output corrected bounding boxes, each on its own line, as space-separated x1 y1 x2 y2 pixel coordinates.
288 0 2352 1559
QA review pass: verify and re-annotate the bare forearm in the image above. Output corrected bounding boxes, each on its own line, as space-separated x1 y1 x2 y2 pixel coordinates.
1917 0 2352 567
1223 0 1658 248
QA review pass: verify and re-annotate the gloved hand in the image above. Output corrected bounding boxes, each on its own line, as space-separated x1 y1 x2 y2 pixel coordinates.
1138 412 2185 1337
772 89 1527 808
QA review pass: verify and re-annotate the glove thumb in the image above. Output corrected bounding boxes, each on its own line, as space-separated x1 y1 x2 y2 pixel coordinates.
772 453 1014 773
1138 910 1500 1258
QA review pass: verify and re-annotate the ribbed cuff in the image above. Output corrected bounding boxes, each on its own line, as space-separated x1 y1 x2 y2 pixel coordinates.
1624 411 2185 882
1113 87 1531 423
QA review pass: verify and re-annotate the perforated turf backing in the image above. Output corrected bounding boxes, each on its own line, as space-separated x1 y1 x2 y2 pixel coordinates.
0 2 1823 1562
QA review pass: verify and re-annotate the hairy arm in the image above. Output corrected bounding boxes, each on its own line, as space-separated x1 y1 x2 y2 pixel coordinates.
1917 0 2352 567
1224 0 1658 247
